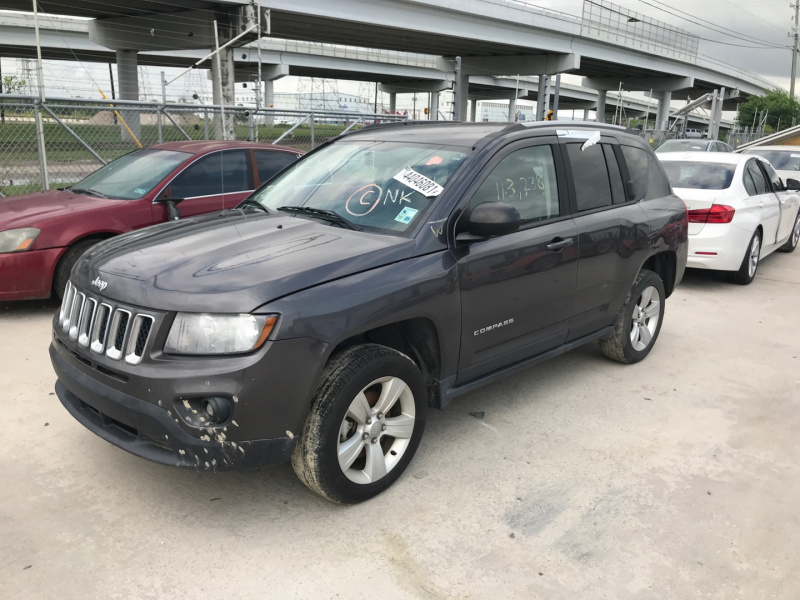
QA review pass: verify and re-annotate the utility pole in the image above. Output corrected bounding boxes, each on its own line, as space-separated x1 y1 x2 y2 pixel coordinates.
791 0 799 98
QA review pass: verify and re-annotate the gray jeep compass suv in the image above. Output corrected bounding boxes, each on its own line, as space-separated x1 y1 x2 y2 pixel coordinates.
51 121 688 503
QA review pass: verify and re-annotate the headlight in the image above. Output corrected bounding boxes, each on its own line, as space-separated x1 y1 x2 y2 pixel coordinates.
0 228 40 253
165 313 277 355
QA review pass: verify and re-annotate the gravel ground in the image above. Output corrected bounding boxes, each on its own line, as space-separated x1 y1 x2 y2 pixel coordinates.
1 252 798 599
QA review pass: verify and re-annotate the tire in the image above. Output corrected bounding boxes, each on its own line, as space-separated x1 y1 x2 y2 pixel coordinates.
53 239 100 300
292 344 428 504
728 230 761 285
599 269 665 365
778 210 800 253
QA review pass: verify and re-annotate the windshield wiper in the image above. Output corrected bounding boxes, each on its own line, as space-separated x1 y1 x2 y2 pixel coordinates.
277 206 362 231
238 198 271 213
71 187 109 199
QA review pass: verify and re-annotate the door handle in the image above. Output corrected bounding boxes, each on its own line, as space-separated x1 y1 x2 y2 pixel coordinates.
546 237 574 251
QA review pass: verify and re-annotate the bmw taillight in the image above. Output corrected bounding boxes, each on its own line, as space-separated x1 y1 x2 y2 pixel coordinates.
687 204 735 224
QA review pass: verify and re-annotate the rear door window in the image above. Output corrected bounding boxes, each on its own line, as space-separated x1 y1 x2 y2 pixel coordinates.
255 151 299 185
168 150 250 198
745 161 769 195
566 143 613 211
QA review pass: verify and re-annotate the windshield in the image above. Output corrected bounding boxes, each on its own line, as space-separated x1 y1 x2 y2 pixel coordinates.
661 161 735 190
744 149 800 172
72 149 191 200
249 140 469 234
655 140 710 153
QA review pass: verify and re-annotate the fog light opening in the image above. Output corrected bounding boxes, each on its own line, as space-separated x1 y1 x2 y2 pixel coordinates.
202 397 232 424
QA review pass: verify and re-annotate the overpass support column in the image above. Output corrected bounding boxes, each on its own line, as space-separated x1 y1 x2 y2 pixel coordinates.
469 99 477 123
595 90 607 123
536 75 550 120
453 57 469 121
583 109 590 121
115 49 141 141
211 46 236 140
656 91 672 131
508 95 517 122
389 93 397 114
263 79 275 125
429 92 439 121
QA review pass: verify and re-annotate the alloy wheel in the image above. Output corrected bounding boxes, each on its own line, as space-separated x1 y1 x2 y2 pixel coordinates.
630 285 661 352
337 376 416 485
748 236 761 278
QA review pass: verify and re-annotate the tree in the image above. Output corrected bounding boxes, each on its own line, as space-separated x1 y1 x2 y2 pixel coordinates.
2 74 27 94
738 90 800 132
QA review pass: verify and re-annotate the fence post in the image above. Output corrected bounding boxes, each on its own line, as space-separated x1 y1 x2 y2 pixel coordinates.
204 108 209 140
310 114 315 150
33 101 49 191
248 111 255 141
158 71 166 143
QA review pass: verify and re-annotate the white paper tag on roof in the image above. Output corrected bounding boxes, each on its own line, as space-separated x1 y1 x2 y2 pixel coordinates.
393 167 444 197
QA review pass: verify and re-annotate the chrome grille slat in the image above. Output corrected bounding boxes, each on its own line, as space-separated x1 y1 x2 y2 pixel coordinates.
60 283 76 333
90 303 112 354
77 298 97 347
125 315 154 365
68 293 85 340
58 281 155 366
106 309 131 361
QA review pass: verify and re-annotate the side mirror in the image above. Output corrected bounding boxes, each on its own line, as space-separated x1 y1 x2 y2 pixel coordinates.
457 202 520 241
157 197 184 220
785 178 800 191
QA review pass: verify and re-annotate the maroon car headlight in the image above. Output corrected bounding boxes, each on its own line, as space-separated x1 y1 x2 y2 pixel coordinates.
0 228 40 253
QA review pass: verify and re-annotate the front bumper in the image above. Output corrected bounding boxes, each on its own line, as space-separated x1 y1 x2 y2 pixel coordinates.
51 295 331 470
52 346 295 470
0 247 62 301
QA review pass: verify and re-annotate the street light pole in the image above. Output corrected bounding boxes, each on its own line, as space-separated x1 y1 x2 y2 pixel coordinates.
791 0 799 98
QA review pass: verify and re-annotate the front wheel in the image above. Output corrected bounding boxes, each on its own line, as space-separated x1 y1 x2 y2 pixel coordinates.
292 344 427 504
599 269 665 364
53 239 101 299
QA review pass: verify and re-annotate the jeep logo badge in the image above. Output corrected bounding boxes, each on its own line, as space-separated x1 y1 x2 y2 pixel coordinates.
91 277 108 292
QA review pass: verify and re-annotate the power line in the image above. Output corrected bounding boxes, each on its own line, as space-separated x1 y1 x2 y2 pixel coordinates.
636 0 791 50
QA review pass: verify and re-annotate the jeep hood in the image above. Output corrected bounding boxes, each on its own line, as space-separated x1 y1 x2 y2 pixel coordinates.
72 211 415 312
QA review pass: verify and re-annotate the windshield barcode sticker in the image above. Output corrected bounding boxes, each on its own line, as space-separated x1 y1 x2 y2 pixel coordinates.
393 168 444 197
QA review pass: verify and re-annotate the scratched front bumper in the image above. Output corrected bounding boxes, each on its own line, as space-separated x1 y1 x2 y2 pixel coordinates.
51 343 295 470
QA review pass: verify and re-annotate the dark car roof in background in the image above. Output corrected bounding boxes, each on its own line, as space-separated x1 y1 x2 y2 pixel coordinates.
345 120 629 147
151 140 302 155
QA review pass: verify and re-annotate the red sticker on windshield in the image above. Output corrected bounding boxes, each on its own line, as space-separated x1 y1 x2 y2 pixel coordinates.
426 156 443 165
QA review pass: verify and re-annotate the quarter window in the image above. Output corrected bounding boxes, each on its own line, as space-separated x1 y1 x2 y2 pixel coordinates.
621 145 649 201
469 145 560 223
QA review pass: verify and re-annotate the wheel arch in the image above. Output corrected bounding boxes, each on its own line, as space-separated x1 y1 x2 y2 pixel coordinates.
327 318 443 409
52 232 118 294
640 250 678 298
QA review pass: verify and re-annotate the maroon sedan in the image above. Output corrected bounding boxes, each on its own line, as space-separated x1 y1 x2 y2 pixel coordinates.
0 140 302 301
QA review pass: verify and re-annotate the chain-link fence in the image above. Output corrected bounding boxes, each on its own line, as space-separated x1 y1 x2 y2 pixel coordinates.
0 95 406 197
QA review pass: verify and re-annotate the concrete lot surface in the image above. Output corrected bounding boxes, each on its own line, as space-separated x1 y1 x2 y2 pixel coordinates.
1 253 799 599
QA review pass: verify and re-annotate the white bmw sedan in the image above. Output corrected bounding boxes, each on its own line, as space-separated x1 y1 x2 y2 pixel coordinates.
659 152 800 284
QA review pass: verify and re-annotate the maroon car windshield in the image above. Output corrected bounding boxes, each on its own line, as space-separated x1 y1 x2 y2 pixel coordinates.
70 149 191 200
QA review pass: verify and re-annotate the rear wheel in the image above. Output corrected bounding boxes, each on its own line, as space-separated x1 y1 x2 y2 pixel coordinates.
53 239 100 299
778 210 800 253
728 230 761 285
292 344 427 504
599 269 665 364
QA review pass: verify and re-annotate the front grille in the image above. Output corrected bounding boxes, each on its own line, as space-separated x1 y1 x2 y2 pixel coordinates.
58 281 154 365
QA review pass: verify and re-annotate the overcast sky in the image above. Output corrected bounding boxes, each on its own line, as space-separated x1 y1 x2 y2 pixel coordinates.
535 0 795 88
